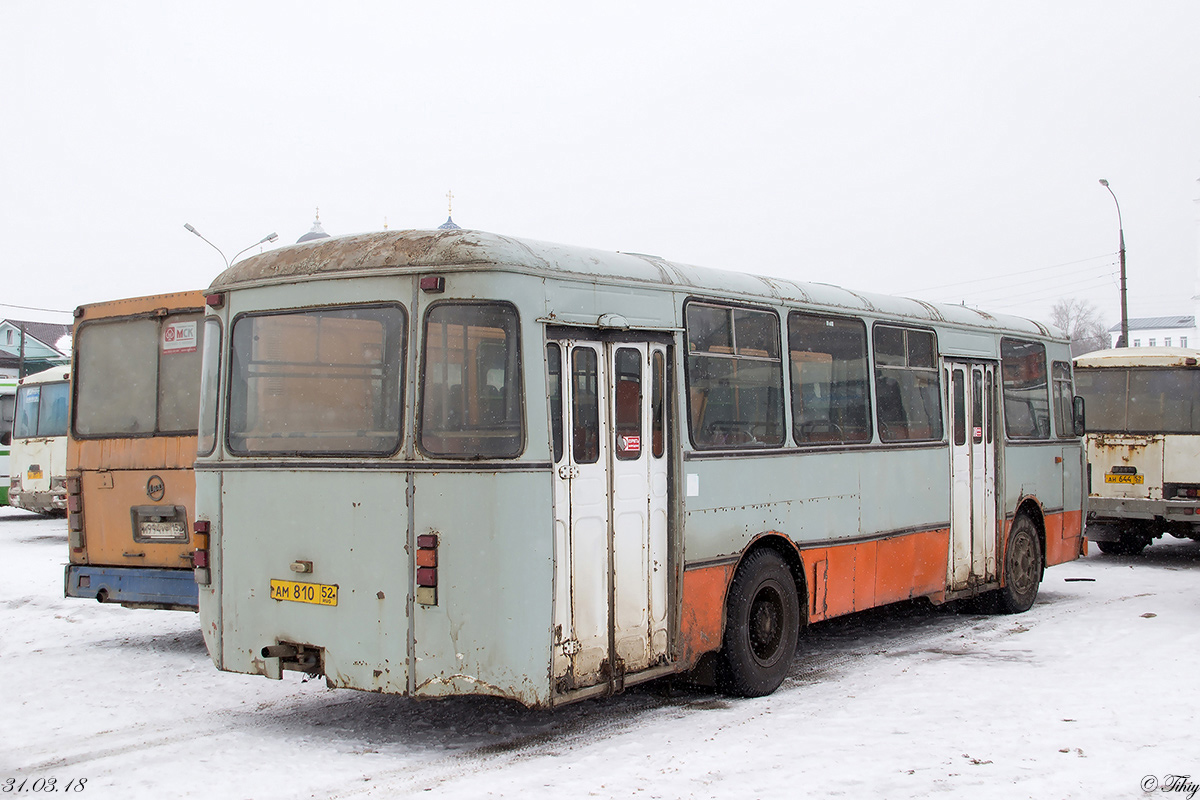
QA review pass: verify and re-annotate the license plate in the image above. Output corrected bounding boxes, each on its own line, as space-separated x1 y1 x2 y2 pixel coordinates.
139 520 188 542
1105 473 1144 484
27 468 43 480
270 579 338 606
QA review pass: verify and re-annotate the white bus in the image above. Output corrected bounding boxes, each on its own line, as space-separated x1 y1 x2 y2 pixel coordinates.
10 367 70 515
1 379 15 506
194 229 1085 707
1074 347 1200 554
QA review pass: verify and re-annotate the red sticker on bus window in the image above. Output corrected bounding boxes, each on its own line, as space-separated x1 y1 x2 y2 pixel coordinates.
621 435 641 452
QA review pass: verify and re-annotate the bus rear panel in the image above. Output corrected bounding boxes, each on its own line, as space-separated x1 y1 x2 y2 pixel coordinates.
1075 347 1200 555
66 292 205 610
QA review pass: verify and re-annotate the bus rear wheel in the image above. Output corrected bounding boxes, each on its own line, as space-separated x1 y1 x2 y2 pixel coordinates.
997 516 1043 614
716 548 800 697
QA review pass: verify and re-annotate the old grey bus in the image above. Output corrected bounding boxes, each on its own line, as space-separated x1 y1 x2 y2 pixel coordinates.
193 229 1085 708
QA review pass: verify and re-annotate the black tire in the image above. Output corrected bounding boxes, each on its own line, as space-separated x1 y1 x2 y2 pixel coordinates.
716 549 800 697
1119 531 1151 555
1096 530 1151 556
998 516 1043 614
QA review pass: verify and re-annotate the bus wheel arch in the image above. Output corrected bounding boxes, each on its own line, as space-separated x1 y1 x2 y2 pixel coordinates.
715 535 805 697
998 507 1044 614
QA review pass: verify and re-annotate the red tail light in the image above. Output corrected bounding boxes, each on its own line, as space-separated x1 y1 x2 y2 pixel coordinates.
193 519 212 585
416 533 439 605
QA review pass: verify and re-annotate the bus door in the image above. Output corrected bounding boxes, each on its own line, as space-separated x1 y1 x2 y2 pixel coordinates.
947 361 998 589
548 336 670 694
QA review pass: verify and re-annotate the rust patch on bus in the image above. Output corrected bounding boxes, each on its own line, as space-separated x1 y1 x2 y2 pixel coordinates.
678 563 736 665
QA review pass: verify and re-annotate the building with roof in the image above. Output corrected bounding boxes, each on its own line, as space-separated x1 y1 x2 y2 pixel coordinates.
1108 315 1196 349
0 319 71 378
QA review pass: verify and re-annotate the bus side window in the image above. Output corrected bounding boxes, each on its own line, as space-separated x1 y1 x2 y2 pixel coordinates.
788 312 871 445
953 371 966 446
614 348 642 461
547 344 563 463
972 370 983 444
652 350 665 458
684 302 784 448
1052 361 1075 438
1000 338 1050 439
571 348 600 464
872 325 943 442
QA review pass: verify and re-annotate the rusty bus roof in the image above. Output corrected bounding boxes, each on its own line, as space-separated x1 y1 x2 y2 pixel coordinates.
209 228 1057 338
1074 347 1200 368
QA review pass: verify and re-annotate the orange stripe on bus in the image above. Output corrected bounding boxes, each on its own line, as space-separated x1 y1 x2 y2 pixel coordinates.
801 528 950 622
1043 509 1083 567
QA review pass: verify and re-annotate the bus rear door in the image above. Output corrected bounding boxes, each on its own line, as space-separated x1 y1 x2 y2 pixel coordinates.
549 336 670 695
947 361 999 589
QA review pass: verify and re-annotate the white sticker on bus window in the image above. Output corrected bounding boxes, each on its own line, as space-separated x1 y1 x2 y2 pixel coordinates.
686 473 699 497
162 321 198 354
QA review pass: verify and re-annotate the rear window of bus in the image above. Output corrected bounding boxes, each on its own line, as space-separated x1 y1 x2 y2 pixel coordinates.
73 313 205 437
419 302 524 459
227 304 406 456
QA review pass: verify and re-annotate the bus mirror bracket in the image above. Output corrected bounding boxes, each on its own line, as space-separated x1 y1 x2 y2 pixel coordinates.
1073 395 1086 437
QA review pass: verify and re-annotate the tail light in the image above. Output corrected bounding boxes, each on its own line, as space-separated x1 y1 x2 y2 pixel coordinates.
193 519 211 585
66 476 84 551
416 533 438 606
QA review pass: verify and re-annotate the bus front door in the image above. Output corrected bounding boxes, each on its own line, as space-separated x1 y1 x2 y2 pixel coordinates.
549 337 669 695
948 361 998 590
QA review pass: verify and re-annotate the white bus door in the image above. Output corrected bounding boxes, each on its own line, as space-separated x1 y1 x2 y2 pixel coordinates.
948 362 998 590
549 337 669 694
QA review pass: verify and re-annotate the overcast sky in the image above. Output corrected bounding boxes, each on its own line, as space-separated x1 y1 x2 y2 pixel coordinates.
2 1 1197 331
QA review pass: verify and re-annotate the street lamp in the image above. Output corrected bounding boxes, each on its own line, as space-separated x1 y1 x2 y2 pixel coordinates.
231 232 279 264
1099 179 1128 348
184 224 279 268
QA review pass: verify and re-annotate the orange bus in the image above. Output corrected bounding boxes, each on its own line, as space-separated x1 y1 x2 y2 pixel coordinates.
66 291 206 610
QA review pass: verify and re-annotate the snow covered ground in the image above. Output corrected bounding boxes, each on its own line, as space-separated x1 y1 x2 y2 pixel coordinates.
2 504 1198 800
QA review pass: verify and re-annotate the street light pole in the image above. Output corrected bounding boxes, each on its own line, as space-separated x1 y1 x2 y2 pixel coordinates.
1099 179 1128 348
184 223 230 268
184 224 279 269
231 232 279 264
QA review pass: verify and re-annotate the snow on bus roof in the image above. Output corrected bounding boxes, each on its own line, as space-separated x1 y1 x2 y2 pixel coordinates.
1074 347 1200 368
209 228 1053 337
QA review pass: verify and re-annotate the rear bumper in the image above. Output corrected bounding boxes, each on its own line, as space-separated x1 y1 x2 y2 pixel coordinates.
65 565 198 610
10 489 66 515
1086 496 1200 540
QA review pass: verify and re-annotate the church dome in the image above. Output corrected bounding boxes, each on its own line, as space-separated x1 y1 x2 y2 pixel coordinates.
297 209 330 243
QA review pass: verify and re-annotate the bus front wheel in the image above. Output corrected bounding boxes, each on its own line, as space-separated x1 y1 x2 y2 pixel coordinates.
997 516 1043 614
716 548 800 697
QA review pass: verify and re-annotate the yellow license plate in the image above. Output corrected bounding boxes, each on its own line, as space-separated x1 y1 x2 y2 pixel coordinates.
27 469 43 480
269 579 338 606
1105 473 1144 484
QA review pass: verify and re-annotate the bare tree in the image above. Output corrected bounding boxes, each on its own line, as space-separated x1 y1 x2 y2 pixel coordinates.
1049 298 1111 356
